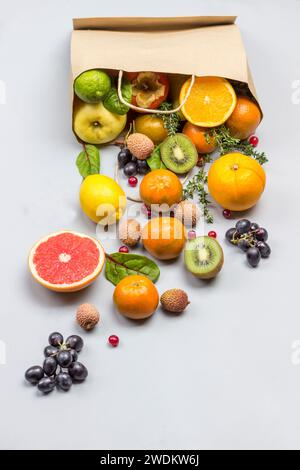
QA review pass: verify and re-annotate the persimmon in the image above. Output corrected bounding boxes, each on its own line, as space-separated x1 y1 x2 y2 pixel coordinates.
226 96 261 140
125 72 169 110
183 123 217 154
207 153 266 211
113 275 159 320
142 217 186 260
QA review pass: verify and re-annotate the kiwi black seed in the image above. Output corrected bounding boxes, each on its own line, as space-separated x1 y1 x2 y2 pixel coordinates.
184 236 224 279
160 133 198 174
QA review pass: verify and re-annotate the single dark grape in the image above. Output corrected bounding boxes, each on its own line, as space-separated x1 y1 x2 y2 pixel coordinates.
137 160 150 175
250 223 260 231
44 345 58 358
69 362 88 382
225 228 238 244
235 219 251 234
48 332 63 347
65 335 84 353
70 349 78 362
123 161 138 177
37 377 55 393
43 357 57 376
25 366 44 385
56 372 73 391
246 247 261 267
255 228 268 242
57 350 72 368
118 148 132 168
256 241 271 258
238 239 251 252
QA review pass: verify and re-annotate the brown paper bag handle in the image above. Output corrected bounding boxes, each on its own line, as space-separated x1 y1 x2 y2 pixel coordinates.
117 71 195 114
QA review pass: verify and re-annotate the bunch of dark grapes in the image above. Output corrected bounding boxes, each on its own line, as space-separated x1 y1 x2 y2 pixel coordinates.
225 219 271 267
117 147 149 176
25 333 88 394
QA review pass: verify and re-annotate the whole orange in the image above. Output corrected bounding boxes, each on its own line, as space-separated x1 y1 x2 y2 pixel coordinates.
208 153 266 211
183 123 217 154
140 169 182 211
113 275 159 320
226 96 262 140
142 217 186 260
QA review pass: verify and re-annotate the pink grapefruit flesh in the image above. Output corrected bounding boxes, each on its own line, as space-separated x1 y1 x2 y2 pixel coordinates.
29 231 105 292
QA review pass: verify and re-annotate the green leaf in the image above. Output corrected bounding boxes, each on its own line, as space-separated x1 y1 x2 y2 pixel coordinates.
105 253 160 286
76 144 100 178
103 79 132 115
146 145 166 171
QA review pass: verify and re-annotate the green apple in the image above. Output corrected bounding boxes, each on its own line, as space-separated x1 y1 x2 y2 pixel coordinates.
73 101 127 144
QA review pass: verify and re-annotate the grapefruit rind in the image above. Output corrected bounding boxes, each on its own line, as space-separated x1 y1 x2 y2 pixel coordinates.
28 230 105 292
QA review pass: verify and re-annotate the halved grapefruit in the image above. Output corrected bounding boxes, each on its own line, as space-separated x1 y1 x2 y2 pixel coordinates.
28 231 105 292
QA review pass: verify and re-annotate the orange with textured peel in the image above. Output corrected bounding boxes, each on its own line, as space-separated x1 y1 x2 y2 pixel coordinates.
226 96 262 140
142 217 186 260
183 123 217 154
113 275 159 320
208 153 266 211
179 76 236 127
140 169 183 211
28 231 105 292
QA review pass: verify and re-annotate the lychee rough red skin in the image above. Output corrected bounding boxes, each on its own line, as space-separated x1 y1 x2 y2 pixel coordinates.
118 219 141 247
76 303 100 331
174 200 201 227
127 133 154 160
160 289 190 313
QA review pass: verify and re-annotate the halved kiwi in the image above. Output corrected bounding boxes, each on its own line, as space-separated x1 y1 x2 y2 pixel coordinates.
160 133 198 174
184 236 224 279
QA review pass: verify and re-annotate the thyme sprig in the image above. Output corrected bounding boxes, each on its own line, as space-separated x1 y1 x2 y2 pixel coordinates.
211 125 268 165
183 169 213 224
156 102 181 136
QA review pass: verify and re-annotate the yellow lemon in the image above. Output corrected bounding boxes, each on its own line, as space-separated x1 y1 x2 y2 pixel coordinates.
80 175 126 225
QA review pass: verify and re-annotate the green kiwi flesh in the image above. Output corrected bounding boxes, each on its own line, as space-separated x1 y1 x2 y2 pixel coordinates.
160 133 198 174
184 236 224 279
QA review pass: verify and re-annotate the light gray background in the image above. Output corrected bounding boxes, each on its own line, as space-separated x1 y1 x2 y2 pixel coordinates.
0 0 299 451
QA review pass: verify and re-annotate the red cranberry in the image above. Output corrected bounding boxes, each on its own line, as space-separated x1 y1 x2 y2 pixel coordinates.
188 230 197 240
208 231 217 238
142 204 151 219
119 246 129 253
223 209 232 219
141 204 149 215
108 335 119 347
128 176 138 187
196 156 204 167
249 135 259 147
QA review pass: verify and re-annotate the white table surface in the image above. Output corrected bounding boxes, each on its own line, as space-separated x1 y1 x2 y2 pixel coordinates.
0 0 299 450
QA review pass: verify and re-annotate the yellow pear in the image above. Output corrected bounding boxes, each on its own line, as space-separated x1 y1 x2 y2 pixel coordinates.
74 101 127 144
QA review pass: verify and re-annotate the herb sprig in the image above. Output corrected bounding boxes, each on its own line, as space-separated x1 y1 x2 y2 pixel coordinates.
183 169 213 223
156 102 181 136
211 125 268 165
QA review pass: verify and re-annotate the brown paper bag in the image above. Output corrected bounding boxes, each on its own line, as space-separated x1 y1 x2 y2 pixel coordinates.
71 16 261 138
